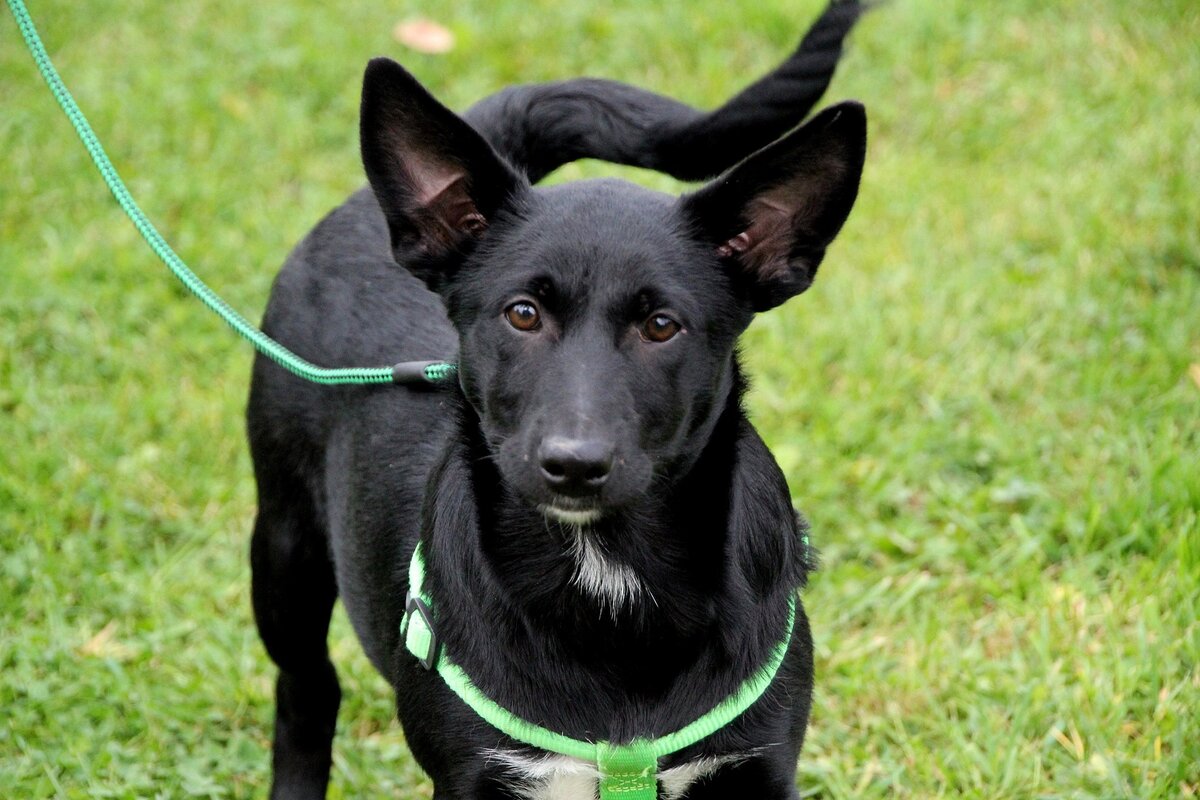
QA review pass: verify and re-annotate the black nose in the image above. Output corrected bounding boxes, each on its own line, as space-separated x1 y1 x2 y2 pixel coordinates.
538 437 614 495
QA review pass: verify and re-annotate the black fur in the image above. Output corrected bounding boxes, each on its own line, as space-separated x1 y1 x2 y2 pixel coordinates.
246 4 868 798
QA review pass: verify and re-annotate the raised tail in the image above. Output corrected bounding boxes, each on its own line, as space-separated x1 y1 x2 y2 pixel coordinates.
463 0 869 184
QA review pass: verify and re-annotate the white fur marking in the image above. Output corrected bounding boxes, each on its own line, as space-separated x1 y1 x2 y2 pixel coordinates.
485 751 595 800
484 749 751 800
569 530 646 613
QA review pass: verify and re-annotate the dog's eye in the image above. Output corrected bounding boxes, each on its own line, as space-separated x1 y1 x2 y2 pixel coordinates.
640 314 682 343
505 301 542 332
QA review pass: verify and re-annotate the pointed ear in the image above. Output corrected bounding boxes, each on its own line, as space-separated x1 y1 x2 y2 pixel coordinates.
360 58 523 283
681 102 866 311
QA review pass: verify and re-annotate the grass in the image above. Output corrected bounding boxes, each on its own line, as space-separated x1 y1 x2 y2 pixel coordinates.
1 0 1197 797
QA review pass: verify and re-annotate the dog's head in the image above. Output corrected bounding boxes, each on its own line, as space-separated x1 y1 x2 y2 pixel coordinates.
361 59 865 523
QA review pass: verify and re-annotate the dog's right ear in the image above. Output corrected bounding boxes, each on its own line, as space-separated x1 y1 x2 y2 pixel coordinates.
360 58 523 285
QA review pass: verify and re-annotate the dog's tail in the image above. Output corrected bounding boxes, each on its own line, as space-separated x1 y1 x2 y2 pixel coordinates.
463 0 869 184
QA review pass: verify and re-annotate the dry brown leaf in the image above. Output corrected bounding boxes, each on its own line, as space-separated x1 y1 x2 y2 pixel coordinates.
392 19 454 54
79 620 134 661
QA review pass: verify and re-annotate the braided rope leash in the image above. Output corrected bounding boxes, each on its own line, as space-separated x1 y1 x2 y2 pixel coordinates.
6 0 454 387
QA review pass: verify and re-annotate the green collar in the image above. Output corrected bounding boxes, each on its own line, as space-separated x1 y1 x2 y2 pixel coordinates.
400 543 796 800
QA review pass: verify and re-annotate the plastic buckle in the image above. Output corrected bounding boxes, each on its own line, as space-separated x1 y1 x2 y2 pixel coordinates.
404 594 440 671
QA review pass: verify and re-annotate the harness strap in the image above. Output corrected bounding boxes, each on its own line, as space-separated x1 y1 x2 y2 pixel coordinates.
401 543 796 799
598 741 657 800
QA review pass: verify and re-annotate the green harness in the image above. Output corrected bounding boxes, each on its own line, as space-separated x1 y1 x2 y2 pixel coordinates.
400 545 796 800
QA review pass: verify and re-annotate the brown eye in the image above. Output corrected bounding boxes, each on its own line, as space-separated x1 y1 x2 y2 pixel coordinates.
505 301 541 332
641 313 682 343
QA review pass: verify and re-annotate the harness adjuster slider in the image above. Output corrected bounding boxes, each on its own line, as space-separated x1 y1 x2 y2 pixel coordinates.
404 594 440 671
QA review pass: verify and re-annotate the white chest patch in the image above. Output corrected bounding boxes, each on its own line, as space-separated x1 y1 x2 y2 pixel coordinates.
568 530 649 615
484 748 750 800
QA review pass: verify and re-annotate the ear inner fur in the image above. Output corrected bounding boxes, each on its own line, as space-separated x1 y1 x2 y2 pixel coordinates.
413 175 489 253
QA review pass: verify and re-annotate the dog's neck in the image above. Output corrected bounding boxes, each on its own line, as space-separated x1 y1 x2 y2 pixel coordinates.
418 360 806 735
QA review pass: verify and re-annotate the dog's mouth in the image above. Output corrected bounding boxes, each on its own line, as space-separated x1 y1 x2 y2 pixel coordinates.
538 497 603 527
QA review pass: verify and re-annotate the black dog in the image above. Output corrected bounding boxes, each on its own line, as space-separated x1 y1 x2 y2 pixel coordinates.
246 3 867 798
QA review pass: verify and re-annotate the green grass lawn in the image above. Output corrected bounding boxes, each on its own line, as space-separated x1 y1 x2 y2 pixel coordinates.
2 0 1197 797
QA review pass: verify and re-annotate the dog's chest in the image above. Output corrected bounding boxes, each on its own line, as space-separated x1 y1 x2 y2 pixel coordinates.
486 748 749 800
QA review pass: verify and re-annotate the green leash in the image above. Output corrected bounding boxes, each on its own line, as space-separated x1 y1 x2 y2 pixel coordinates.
402 544 797 800
6 0 455 387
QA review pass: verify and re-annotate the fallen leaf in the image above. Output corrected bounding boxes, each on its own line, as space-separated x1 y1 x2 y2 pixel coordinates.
1189 363 1200 390
393 18 454 54
79 620 134 661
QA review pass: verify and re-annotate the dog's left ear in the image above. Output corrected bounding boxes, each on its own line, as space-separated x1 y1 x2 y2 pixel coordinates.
681 102 866 311
360 58 523 282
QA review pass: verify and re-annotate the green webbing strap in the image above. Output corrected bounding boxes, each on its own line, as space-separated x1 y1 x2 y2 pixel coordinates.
403 544 797 800
6 0 455 387
598 741 657 800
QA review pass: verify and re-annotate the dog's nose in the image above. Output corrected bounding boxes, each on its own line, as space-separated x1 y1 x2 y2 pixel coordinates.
538 437 614 495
